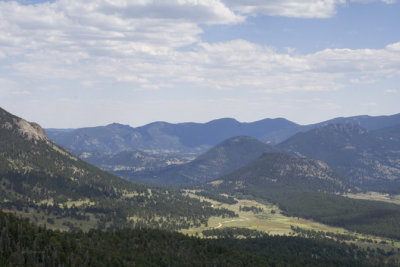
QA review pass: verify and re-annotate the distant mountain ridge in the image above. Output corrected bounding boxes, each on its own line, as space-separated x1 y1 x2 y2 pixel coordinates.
278 123 400 192
319 113 400 131
45 117 300 155
46 113 400 158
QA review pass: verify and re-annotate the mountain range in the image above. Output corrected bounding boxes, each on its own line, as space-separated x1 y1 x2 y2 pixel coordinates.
45 117 298 157
46 113 400 156
122 136 278 184
45 113 400 190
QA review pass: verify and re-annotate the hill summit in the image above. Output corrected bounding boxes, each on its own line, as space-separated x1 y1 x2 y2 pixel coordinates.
215 152 351 194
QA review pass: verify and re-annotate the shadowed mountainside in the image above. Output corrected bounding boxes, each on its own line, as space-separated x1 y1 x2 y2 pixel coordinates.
122 136 278 184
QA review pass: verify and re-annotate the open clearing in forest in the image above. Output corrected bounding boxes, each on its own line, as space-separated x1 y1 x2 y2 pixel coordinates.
345 192 400 205
182 191 400 254
181 192 349 237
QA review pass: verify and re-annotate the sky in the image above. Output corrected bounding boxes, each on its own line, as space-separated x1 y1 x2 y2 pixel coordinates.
0 0 399 128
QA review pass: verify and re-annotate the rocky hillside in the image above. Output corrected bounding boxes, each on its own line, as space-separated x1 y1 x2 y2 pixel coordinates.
0 107 135 201
214 152 351 194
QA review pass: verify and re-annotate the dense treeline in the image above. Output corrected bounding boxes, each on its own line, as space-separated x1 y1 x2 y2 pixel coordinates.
239 205 263 213
194 190 238 204
0 211 262 266
202 227 266 238
1 211 395 266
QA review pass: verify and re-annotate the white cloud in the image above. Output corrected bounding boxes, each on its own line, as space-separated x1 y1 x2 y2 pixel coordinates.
96 0 244 24
223 0 396 19
1 1 400 98
306 43 400 74
351 0 397 3
223 0 346 18
385 89 398 93
0 0 243 63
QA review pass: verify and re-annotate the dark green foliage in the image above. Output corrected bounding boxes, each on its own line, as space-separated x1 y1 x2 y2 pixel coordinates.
0 211 392 266
291 226 357 241
239 205 263 213
195 190 237 204
202 227 266 238
218 235 394 266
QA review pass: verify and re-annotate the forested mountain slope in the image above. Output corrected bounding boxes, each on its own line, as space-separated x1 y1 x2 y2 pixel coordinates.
82 150 189 174
0 107 235 231
216 152 351 193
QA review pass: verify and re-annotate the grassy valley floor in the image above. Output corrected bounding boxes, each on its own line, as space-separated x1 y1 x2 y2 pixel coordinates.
181 190 400 262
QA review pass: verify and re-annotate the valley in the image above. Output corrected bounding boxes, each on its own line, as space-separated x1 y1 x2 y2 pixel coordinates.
2 0 400 264
181 191 349 237
346 191 400 205
2 106 400 265
180 191 400 263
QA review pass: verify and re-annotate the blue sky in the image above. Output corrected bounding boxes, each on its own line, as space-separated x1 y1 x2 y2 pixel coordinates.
0 0 399 128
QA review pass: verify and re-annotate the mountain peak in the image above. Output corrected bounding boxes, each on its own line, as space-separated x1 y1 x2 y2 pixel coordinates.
206 118 239 125
318 123 367 135
15 119 48 141
106 122 131 128
218 152 350 193
1 107 48 142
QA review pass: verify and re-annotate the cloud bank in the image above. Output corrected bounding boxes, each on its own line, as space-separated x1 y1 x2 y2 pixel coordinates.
0 0 399 126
